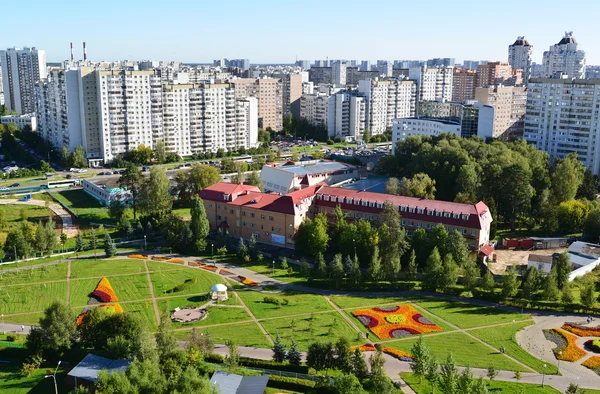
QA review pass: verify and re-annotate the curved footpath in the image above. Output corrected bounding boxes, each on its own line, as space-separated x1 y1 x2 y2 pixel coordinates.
4 253 600 393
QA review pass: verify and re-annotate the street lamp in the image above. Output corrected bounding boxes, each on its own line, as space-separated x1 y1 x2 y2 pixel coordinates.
272 260 275 276
511 319 515 341
1 314 4 335
45 360 61 394
352 238 357 257
557 351 562 373
211 244 214 257
542 363 546 387
144 235 147 251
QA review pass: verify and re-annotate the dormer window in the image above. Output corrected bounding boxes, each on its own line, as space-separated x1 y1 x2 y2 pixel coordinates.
347 198 352 204
354 199 360 205
444 212 450 218
453 213 459 219
436 210 441 217
462 214 469 220
417 208 424 214
224 194 230 201
409 207 415 213
324 195 330 201
401 206 407 212
427 210 433 215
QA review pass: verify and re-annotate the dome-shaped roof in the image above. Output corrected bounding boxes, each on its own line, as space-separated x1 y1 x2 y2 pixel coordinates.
211 284 228 292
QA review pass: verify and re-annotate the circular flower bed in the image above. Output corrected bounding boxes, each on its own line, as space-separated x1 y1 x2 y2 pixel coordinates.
351 304 442 340
385 315 406 324
412 313 435 325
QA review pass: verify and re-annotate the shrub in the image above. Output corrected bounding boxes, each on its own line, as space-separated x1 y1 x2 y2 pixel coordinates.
263 296 280 305
326 139 334 145
6 335 16 342
205 353 225 363
267 375 316 391
217 246 228 255
281 298 289 305
238 357 309 374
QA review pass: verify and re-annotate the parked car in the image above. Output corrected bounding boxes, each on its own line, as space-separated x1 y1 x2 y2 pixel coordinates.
9 183 20 188
118 169 126 174
143 166 150 172
66 174 73 179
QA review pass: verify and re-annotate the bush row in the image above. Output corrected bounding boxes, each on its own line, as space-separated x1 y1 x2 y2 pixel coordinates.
238 357 309 374
267 375 316 391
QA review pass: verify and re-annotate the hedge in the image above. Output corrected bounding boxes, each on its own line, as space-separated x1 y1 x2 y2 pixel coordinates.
267 375 316 391
239 357 309 374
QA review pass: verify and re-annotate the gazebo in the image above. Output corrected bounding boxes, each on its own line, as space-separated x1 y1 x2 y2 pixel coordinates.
211 284 228 301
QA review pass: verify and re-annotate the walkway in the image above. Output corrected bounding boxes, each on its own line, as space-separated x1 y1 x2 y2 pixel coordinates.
143 260 161 326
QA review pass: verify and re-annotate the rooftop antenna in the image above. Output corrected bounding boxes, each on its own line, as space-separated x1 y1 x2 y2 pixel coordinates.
83 42 87 61
70 42 74 62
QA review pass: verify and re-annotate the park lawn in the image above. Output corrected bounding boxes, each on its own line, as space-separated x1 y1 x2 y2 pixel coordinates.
411 298 531 329
172 207 191 218
346 304 454 341
121 301 159 331
330 295 407 309
386 332 528 371
2 312 44 325
173 321 272 348
69 274 151 306
158 294 240 309
159 302 252 329
0 281 67 314
49 189 112 224
70 258 146 279
0 204 54 244
0 263 68 284
241 259 309 284
146 260 193 271
467 320 557 375
150 269 223 298
400 372 560 394
236 290 333 319
260 311 364 351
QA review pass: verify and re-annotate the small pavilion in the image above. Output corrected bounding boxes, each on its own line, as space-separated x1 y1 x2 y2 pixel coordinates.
211 283 228 301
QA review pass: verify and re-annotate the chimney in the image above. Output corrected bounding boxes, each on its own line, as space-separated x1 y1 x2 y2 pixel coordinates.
70 42 74 61
83 42 87 61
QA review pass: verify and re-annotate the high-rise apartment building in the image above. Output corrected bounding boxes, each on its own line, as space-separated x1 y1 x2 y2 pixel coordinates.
418 100 494 139
452 68 476 101
462 61 480 70
0 47 47 114
308 67 334 85
232 78 282 131
358 79 417 134
376 61 393 77
327 91 366 139
228 59 250 70
524 78 600 174
476 62 514 87
346 68 380 86
409 66 454 102
274 73 304 118
508 36 533 82
427 58 455 68
295 60 311 70
360 61 371 71
300 92 330 128
332 62 347 86
475 85 527 140
0 67 4 106
542 32 586 79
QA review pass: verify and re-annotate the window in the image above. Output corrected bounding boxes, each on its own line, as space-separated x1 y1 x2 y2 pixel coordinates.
250 213 255 218
217 204 222 209
230 209 234 214
436 210 441 217
453 213 459 219
217 215 222 220
426 224 432 229
444 212 450 218
417 222 422 228
269 216 274 221
471 230 477 236
251 223 255 228
462 214 469 220
427 209 433 215
401 206 407 212
209 203 213 208
401 220 406 225
261 214 265 220
409 207 415 213
462 229 467 235
242 221 246 226
417 208 424 214
242 211 246 216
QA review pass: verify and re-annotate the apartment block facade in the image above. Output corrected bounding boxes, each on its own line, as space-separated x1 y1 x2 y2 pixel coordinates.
508 36 533 82
524 78 600 174
201 182 493 250
327 91 366 139
300 92 329 128
542 32 586 79
232 78 282 131
475 85 527 140
475 62 514 88
452 68 476 102
358 79 417 134
409 66 454 102
0 47 47 114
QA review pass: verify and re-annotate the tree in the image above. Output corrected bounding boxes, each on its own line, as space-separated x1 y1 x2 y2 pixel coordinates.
551 152 584 204
501 270 520 299
349 255 362 287
561 282 575 304
440 254 459 291
225 340 240 368
473 377 488 394
369 345 386 377
566 383 585 394
5 227 32 259
486 365 498 381
333 373 364 394
153 139 167 164
410 336 430 383
554 252 571 290
406 249 418 281
118 162 143 220
287 339 301 366
175 164 221 201
61 145 72 167
330 254 344 288
556 200 589 234
385 177 400 195
576 168 599 200
362 128 371 143
445 230 470 267
245 172 263 190
457 366 475 393
272 333 287 363
109 200 126 221
462 260 480 295
156 307 177 360
60 232 68 251
481 269 495 293
543 268 560 301
438 353 458 394
139 166 173 219
294 214 329 257
104 231 117 257
307 342 335 371
423 247 443 291
27 301 76 358
424 356 439 394
20 207 28 222
367 245 382 282
0 209 5 230
190 197 209 251
75 231 85 252
399 173 436 199
334 337 353 373
72 145 87 168
187 328 214 358
315 254 327 280
351 347 369 380
430 224 449 255
580 281 596 310
498 162 535 231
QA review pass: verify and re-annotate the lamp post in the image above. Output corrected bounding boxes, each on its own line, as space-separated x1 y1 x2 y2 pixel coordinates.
272 260 275 276
144 235 147 251
1 314 4 335
352 238 357 257
542 363 546 387
45 360 61 394
511 319 515 341
557 351 562 373
211 244 214 257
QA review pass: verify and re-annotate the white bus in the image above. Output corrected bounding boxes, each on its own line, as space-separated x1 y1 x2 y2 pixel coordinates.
45 179 81 189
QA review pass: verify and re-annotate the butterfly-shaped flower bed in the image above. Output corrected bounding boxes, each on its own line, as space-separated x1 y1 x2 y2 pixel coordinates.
91 277 118 303
352 305 442 339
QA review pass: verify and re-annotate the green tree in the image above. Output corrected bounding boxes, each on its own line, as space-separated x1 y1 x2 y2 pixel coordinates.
287 339 301 366
5 227 32 259
156 308 177 361
225 340 240 368
61 145 72 167
26 301 76 358
272 333 287 363
424 356 439 394
399 173 436 199
118 162 143 220
580 281 596 310
140 166 173 219
369 345 386 377
351 347 369 380
457 366 474 394
543 268 560 301
330 254 344 288
406 249 418 281
556 200 589 234
333 373 364 394
153 139 167 164
385 177 400 195
576 168 599 200
109 200 126 221
498 162 535 231
551 152 584 204
445 230 469 267
367 245 382 282
481 269 495 293
561 282 575 304
75 231 85 251
486 365 498 381
0 209 5 229
362 128 371 143
423 247 443 291
72 145 87 168
104 231 117 257
334 337 353 373
565 383 585 394
554 252 572 289
440 254 459 291
190 197 210 251
410 336 430 383
175 164 221 201
315 253 327 280
501 269 520 300
245 172 263 190
462 260 480 295
430 224 449 255
584 208 600 240
439 353 458 394
473 377 489 394
294 213 329 257
522 266 540 300
60 232 68 251
455 162 479 203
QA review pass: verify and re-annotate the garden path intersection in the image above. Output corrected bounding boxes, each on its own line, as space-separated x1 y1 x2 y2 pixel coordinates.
2 252 600 393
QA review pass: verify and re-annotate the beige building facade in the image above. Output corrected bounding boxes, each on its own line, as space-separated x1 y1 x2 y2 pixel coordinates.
475 85 527 140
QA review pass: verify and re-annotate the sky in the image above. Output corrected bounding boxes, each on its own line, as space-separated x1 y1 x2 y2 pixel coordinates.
3 0 599 65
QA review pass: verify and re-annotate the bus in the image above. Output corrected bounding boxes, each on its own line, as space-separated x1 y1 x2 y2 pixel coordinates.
45 179 81 189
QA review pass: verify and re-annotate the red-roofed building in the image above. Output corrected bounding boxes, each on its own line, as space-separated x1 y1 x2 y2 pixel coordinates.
200 182 493 250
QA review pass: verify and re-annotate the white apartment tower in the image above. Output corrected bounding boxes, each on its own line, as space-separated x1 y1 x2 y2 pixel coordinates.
508 36 533 82
524 78 600 174
327 91 366 140
358 79 417 134
542 32 586 79
409 66 454 102
300 93 330 128
0 47 47 114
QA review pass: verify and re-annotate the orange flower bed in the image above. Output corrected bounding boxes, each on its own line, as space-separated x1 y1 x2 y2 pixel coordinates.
583 356 600 373
92 277 118 302
240 276 258 287
168 258 186 263
128 254 148 259
151 256 168 261
544 328 587 362
562 322 600 337
199 265 218 272
351 343 413 361
76 303 124 326
220 269 235 276
351 305 442 340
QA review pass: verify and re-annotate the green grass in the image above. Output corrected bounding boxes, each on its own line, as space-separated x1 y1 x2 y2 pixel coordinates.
122 301 159 330
468 320 558 374
386 332 528 371
0 281 67 313
330 295 407 309
2 312 44 325
160 301 252 329
70 258 146 279
236 290 333 319
173 322 272 348
401 372 560 394
172 207 191 218
412 298 531 329
150 269 223 298
241 259 310 284
0 263 68 284
146 260 192 271
69 274 151 306
0 204 54 244
49 189 112 223
260 311 364 351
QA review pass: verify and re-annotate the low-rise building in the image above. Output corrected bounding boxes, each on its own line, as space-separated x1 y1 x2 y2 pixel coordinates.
82 179 132 207
0 113 36 131
392 117 461 145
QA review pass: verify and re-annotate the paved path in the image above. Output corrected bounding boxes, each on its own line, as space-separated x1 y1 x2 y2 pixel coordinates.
0 198 76 237
232 290 273 346
143 260 161 326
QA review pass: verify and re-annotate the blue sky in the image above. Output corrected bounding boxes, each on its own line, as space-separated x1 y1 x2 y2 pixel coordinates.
3 0 598 64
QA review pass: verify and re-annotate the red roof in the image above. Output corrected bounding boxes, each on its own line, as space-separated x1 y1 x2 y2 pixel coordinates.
480 244 494 256
201 183 261 202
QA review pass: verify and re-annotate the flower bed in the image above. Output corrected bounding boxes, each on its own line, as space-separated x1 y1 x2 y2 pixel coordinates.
351 305 442 340
562 322 600 337
585 339 600 353
543 328 587 362
582 356 600 375
128 254 148 259
240 276 259 287
92 277 118 302
220 269 235 276
168 258 186 263
151 256 168 261
76 303 124 326
190 261 218 272
351 343 413 361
